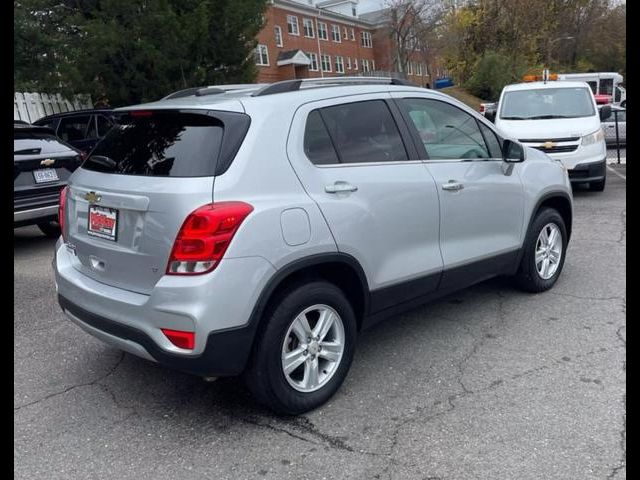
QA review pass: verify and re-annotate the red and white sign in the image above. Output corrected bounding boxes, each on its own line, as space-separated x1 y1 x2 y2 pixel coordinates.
87 205 118 241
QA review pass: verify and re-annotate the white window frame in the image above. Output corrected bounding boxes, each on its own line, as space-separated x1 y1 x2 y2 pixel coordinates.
303 18 314 38
335 55 344 73
361 31 372 48
347 57 352 70
353 58 358 70
274 26 283 47
255 44 269 66
287 15 299 36
372 60 376 71
343 27 348 39
331 24 341 43
307 52 319 71
321 54 332 72
318 22 328 41
407 62 413 75
350 28 355 41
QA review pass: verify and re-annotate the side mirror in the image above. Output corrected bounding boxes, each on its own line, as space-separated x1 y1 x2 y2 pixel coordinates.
503 139 525 163
599 105 612 121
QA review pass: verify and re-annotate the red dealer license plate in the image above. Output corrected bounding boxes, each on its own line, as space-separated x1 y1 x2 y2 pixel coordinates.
87 205 118 241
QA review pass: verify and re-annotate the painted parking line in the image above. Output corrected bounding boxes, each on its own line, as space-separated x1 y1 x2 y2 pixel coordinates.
607 165 626 180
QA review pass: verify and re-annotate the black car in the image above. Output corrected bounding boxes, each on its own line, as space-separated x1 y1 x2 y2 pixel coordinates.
32 109 123 154
14 123 83 237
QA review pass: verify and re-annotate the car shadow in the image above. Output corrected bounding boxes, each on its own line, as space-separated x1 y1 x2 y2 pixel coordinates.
80 275 520 433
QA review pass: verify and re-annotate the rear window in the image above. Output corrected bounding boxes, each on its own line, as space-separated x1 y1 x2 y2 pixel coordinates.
82 111 249 177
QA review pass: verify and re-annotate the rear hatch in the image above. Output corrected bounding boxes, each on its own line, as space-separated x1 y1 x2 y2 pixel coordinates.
14 125 82 212
65 108 250 295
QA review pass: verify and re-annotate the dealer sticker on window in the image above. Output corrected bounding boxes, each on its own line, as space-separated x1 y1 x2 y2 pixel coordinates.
87 205 118 241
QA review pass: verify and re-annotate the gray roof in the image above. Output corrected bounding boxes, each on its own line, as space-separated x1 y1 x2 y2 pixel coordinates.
359 8 390 25
277 50 305 62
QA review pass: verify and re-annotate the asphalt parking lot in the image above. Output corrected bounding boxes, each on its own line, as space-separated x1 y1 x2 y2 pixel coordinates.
15 167 625 480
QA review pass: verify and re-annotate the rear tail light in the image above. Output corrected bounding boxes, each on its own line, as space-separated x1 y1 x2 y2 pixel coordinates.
167 201 253 275
480 104 486 113
59 186 69 241
161 329 195 350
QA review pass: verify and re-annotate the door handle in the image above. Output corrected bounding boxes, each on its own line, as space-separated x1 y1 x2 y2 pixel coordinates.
442 180 464 191
325 181 358 194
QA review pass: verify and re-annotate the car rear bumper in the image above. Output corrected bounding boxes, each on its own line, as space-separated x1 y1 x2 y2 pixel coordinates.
568 159 606 183
53 238 275 376
14 204 58 224
58 294 259 376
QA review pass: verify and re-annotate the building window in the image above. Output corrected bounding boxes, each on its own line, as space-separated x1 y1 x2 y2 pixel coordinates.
321 54 332 72
347 57 352 70
416 63 422 76
318 22 328 41
255 44 269 66
350 28 355 40
303 18 314 38
361 31 372 48
287 15 299 35
407 62 413 75
331 25 341 42
353 58 358 70
343 27 348 39
307 52 319 71
362 59 370 72
274 26 283 47
352 6 357 16
335 56 344 73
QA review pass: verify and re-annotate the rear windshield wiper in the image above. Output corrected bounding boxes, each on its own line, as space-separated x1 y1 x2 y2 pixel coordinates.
14 148 41 155
87 155 117 170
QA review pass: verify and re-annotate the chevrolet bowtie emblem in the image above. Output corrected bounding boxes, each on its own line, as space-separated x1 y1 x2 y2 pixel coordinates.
83 191 101 204
542 141 556 149
40 158 55 167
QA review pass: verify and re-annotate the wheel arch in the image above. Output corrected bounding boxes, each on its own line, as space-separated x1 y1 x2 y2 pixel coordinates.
247 253 370 340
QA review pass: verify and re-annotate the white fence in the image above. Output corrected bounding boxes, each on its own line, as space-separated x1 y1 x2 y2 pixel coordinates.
14 92 93 124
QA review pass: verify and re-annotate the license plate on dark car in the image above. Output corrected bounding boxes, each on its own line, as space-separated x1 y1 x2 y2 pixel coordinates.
88 205 118 241
33 168 59 183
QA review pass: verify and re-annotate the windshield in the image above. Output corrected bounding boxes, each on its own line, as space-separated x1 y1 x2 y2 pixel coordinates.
500 87 595 120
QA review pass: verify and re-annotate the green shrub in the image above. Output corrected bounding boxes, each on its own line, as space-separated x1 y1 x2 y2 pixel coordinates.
465 51 516 101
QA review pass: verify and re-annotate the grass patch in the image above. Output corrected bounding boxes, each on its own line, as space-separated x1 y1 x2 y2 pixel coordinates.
439 86 487 111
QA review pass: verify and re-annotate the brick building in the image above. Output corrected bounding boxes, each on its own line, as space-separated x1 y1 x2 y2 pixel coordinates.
254 0 431 86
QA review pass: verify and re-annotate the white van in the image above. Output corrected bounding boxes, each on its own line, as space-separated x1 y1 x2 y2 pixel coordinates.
557 72 626 107
495 81 609 191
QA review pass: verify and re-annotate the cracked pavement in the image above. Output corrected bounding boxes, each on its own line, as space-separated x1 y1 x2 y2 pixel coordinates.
15 168 625 479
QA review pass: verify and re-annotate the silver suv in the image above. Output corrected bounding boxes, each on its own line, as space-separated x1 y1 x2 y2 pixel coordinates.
54 78 573 414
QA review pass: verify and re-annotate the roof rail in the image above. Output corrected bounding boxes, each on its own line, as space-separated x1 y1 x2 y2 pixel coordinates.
252 76 418 97
163 84 267 100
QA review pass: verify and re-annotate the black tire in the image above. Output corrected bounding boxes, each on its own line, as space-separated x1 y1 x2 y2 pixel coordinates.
589 174 606 192
37 221 61 238
244 280 357 415
514 208 568 293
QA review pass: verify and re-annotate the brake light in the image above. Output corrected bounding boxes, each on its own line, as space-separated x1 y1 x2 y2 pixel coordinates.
131 110 153 117
161 329 195 350
480 104 486 113
59 186 69 241
167 201 253 275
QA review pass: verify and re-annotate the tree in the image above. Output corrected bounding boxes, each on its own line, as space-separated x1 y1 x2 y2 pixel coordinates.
14 0 269 106
384 0 444 75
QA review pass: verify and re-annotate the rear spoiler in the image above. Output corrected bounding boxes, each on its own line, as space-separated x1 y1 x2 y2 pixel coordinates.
14 123 57 135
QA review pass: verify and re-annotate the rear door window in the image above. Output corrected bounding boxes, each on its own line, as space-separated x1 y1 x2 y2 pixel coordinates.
58 116 91 142
97 115 114 137
82 111 244 177
317 100 408 164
